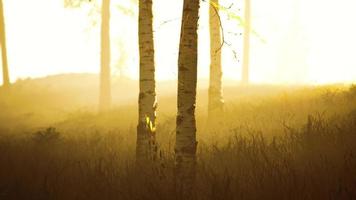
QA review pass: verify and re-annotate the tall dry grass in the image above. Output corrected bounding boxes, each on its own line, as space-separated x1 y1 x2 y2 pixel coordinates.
0 82 356 199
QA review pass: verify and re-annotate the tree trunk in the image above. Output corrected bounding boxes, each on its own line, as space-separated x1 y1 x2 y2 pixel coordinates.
241 0 250 85
99 0 111 111
208 0 224 117
136 0 157 162
0 0 9 87
175 0 199 199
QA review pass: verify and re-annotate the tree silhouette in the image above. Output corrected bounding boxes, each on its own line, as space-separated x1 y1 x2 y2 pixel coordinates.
208 0 224 118
0 0 9 87
99 0 112 111
241 0 250 84
64 0 112 111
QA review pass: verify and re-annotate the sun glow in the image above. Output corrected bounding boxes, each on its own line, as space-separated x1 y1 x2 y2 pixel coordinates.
1 0 356 85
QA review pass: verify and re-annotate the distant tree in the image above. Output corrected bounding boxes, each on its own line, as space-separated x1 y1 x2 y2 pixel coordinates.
0 0 9 87
208 0 224 117
175 0 200 199
136 0 157 162
241 0 250 84
64 0 111 111
99 0 111 111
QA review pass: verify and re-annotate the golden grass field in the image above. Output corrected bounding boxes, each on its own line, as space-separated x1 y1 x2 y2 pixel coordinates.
1 74 356 199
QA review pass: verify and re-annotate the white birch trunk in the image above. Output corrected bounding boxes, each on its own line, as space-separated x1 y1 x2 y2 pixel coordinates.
175 0 200 199
136 0 157 162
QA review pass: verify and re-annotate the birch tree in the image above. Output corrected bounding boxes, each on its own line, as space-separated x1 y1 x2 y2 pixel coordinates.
64 0 112 111
0 0 9 87
175 0 200 198
241 0 250 84
136 0 157 162
99 0 112 111
208 0 224 117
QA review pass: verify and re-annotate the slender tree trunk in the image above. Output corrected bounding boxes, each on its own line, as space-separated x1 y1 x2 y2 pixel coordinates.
241 0 250 85
175 0 199 199
136 0 157 162
208 0 224 117
99 0 111 111
0 0 9 87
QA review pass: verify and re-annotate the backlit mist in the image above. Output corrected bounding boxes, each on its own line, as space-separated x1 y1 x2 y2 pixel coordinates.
2 0 356 85
1 0 356 199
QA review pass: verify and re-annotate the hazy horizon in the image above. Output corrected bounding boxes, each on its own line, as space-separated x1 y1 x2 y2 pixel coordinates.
1 0 356 85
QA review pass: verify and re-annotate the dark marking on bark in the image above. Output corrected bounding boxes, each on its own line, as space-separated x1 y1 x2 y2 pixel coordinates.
177 115 183 126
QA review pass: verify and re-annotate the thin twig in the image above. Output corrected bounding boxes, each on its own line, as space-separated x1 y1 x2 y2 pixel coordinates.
205 0 225 53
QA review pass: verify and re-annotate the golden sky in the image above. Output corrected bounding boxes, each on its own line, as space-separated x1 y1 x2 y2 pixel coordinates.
1 0 356 85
